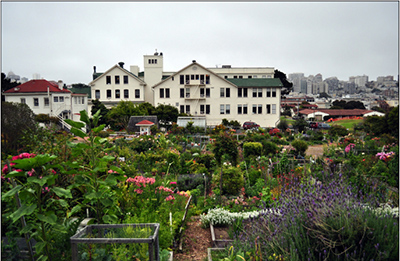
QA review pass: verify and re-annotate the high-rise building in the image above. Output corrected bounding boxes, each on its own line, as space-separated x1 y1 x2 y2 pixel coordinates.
288 73 304 93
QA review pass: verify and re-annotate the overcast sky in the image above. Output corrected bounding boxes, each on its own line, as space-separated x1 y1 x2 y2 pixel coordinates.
1 2 399 85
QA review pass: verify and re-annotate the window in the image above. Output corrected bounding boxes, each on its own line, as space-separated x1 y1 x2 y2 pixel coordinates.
272 88 276 97
185 88 190 98
206 75 210 84
59 96 64 102
44 97 49 106
226 104 230 114
180 88 184 98
135 89 140 99
115 76 120 84
206 105 210 114
200 75 204 84
220 104 225 114
185 75 190 84
21 98 26 104
115 89 120 99
226 88 230 98
74 97 77 104
200 88 205 97
95 90 100 99
238 105 242 114
186 105 190 114
106 76 111 84
243 104 248 114
206 88 210 98
239 75 243 79
220 88 225 98
252 104 257 114
180 105 185 114
238 88 242 98
253 88 257 97
54 96 58 102
123 75 128 84
160 88 165 98
180 75 184 85
200 105 205 114
266 104 271 114
124 89 129 98
266 88 271 97
107 90 112 98
34 98 39 106
258 104 262 114
272 104 276 114
172 76 174 81
248 75 252 78
165 88 170 98
258 88 262 98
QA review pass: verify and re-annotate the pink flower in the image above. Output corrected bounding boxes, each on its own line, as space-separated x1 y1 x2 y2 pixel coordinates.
170 181 177 185
165 195 175 201
28 169 35 176
345 143 356 153
134 188 143 194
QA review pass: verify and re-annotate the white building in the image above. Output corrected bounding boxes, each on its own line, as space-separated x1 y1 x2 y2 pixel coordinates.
89 53 283 128
3 79 88 123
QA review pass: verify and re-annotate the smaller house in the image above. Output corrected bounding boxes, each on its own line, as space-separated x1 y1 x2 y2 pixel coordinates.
298 108 384 121
136 120 154 135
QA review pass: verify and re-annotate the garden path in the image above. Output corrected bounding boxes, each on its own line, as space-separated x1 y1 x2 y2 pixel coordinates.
173 216 212 261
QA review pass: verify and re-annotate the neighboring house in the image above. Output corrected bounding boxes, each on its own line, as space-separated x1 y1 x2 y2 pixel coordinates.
90 52 283 127
152 61 283 127
298 108 384 121
3 79 88 124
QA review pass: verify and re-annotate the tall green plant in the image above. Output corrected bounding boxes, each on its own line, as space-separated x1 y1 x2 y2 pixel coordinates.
65 110 125 224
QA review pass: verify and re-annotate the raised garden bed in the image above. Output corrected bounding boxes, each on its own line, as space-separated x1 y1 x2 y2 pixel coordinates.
70 223 160 261
210 224 234 248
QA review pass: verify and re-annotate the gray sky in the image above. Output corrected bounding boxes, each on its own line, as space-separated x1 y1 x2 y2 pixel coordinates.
1 2 399 85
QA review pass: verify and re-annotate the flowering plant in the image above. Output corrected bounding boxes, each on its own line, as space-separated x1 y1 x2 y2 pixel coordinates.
376 151 395 162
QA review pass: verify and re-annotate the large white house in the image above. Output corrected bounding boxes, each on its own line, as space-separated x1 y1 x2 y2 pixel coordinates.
90 52 283 128
3 79 88 123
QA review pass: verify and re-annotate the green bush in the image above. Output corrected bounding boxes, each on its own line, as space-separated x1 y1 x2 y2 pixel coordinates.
213 166 244 196
329 124 350 137
243 142 263 158
291 139 308 156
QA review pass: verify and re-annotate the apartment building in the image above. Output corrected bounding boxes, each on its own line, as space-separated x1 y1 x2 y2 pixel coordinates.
90 53 283 127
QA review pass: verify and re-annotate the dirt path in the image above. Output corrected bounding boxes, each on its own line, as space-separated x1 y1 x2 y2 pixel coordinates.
173 216 212 261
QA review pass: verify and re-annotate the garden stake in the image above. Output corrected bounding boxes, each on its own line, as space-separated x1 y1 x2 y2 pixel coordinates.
6 160 35 261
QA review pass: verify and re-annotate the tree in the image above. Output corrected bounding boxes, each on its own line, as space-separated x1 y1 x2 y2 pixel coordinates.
137 102 156 115
386 106 399 138
344 100 365 110
293 118 309 132
213 132 239 201
91 99 110 127
319 92 331 99
106 101 147 131
1 101 37 154
1 72 20 101
277 118 288 132
155 104 179 127
71 83 90 89
274 69 293 98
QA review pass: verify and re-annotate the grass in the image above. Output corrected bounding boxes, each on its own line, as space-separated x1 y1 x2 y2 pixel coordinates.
329 118 364 130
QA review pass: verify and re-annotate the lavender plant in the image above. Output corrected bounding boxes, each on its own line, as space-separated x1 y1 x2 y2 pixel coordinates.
233 171 399 260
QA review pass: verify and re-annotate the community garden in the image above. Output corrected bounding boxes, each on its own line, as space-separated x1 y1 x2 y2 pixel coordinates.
1 105 399 261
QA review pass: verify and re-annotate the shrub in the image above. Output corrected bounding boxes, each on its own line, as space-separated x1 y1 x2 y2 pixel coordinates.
291 139 308 156
232 172 399 261
243 142 263 158
213 166 244 196
329 124 350 137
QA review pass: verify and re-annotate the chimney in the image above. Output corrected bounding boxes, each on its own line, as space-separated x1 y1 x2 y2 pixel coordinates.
58 80 63 90
130 65 139 76
118 62 124 68
93 66 96 73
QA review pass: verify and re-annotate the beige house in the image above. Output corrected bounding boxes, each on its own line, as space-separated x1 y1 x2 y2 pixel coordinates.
152 61 283 127
89 63 147 110
89 52 283 127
